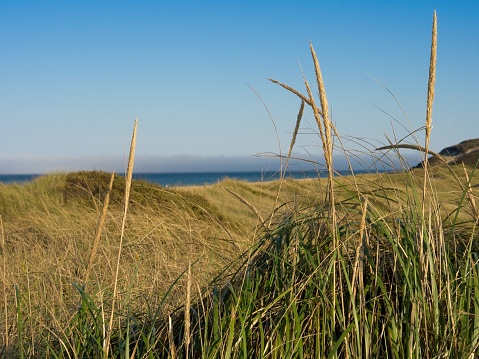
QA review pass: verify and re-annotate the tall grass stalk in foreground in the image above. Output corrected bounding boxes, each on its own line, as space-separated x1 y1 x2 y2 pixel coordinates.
269 40 341 349
418 12 438 353
104 118 137 356
423 10 437 170
420 9 437 268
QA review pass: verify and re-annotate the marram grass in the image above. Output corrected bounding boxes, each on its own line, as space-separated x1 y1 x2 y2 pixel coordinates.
3 11 479 359
40 170 478 358
3 156 479 358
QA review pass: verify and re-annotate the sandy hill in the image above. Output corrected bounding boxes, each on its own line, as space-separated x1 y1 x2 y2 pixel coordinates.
415 138 479 168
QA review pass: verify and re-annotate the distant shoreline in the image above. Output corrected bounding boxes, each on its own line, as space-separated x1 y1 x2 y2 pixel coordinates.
0 169 378 187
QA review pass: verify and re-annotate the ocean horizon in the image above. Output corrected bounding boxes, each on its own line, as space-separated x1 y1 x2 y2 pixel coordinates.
0 169 374 187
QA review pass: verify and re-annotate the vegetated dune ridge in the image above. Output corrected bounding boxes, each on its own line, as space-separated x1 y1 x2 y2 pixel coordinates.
1 164 478 356
415 138 479 168
0 171 314 345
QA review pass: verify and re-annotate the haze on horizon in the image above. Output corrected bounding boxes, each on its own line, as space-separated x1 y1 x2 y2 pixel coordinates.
1 1 477 175
0 151 423 175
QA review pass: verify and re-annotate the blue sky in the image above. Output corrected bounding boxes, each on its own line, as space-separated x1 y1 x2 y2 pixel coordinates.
1 1 478 174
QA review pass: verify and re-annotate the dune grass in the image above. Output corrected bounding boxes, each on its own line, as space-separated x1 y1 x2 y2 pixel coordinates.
2 10 479 358
0 168 258 357
2 165 479 357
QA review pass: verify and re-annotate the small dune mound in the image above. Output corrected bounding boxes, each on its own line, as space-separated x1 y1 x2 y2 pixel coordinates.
415 138 479 168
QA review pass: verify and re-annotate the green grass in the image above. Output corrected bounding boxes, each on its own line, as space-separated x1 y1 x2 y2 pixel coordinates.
152 167 479 358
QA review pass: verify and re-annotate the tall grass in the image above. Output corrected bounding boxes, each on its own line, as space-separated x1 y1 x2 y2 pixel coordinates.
3 10 479 358
0 128 252 356
155 11 479 358
105 118 137 356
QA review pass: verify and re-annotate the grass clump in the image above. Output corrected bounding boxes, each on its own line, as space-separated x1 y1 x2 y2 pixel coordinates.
148 11 479 358
157 190 479 358
62 170 228 222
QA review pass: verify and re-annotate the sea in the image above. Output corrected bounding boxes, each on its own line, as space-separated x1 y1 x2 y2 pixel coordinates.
0 170 369 187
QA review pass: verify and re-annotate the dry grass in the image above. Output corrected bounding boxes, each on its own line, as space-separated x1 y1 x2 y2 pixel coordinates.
1 163 479 356
85 172 114 284
0 171 261 355
424 10 437 159
3 10 479 358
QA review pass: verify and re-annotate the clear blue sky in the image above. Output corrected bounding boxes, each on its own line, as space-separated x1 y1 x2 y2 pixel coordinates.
1 1 478 174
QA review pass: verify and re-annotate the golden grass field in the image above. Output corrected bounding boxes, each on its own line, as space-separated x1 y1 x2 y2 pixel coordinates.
1 163 478 355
